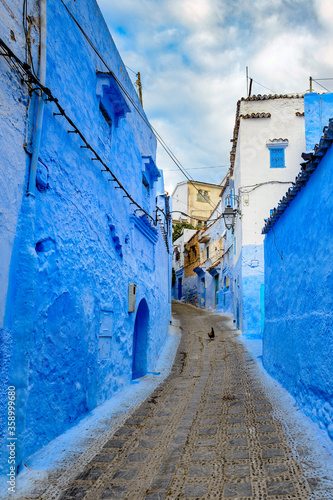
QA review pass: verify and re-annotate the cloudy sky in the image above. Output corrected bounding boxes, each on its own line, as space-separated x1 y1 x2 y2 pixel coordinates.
97 0 333 193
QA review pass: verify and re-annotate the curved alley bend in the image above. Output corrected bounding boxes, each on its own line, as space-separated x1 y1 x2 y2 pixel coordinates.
35 303 322 500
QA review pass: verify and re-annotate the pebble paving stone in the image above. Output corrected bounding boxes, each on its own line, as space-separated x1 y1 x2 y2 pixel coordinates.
45 303 312 500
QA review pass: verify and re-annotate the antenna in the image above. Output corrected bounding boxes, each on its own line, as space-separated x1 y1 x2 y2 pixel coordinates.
136 72 143 107
248 78 253 97
246 66 248 96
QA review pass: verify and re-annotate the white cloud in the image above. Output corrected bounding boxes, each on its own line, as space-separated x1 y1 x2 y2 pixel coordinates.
168 0 214 25
97 0 333 193
314 0 333 27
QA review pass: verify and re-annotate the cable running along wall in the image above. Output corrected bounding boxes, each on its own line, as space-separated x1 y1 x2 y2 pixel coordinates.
59 0 221 216
0 37 162 229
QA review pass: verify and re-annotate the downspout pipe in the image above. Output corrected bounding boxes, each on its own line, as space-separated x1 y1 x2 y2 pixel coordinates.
27 0 47 196
13 0 46 471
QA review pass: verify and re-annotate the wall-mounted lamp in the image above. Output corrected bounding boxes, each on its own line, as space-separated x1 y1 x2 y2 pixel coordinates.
222 195 241 232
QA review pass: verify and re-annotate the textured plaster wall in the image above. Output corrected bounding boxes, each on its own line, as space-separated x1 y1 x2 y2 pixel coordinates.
0 0 170 473
0 0 36 476
172 229 196 300
241 245 264 338
171 182 188 223
187 182 222 226
232 97 306 336
220 257 233 314
201 272 215 311
235 97 305 249
232 249 243 331
182 275 198 305
304 92 333 151
263 144 333 439
219 191 234 317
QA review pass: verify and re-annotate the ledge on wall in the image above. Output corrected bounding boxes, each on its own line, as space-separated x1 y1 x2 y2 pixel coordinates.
130 213 158 244
207 259 222 276
193 266 205 276
240 113 271 119
142 156 160 181
96 72 131 127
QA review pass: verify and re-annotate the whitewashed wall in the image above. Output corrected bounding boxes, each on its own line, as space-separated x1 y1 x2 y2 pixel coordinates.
171 182 188 223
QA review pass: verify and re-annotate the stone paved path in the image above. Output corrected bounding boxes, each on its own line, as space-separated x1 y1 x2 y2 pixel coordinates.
44 303 311 500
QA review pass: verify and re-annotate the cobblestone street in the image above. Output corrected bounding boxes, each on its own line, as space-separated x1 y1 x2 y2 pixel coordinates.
25 303 333 500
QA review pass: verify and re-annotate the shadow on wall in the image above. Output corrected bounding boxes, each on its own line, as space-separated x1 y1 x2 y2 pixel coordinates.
132 299 149 379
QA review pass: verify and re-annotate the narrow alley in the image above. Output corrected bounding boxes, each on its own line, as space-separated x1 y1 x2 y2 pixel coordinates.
19 303 332 500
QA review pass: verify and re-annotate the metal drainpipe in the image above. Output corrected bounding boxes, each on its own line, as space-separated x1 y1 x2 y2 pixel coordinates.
27 0 47 196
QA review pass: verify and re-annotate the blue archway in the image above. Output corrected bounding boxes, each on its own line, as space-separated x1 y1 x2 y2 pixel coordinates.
132 298 149 379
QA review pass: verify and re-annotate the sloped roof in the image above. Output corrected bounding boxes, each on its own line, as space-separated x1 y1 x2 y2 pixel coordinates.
240 112 271 119
241 93 304 102
229 94 305 177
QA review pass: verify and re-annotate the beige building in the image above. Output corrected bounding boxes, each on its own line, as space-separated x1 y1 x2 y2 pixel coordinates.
171 180 222 228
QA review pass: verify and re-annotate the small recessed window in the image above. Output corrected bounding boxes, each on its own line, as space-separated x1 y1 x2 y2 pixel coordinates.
267 139 288 169
270 148 285 168
142 173 150 195
197 190 210 203
206 246 209 260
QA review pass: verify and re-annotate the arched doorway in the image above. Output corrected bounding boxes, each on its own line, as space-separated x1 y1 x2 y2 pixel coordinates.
132 298 149 379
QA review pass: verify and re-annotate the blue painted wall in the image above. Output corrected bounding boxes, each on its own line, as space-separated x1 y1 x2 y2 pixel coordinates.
182 275 198 305
0 0 171 475
201 269 224 312
220 254 234 316
263 143 333 440
221 273 232 313
241 245 264 338
232 250 243 331
304 92 333 151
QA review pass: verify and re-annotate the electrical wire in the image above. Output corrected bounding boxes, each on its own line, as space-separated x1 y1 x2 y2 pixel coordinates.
0 37 158 227
248 78 276 95
59 0 222 216
125 65 137 75
164 165 225 172
238 180 294 195
22 0 38 78
171 210 222 223
312 79 332 93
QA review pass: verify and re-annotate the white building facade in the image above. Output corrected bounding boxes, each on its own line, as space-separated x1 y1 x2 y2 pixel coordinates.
172 229 197 300
231 94 306 336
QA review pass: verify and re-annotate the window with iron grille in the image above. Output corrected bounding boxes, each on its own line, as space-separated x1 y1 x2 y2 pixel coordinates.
270 147 285 168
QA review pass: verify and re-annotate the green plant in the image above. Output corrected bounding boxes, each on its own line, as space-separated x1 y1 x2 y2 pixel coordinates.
172 222 195 243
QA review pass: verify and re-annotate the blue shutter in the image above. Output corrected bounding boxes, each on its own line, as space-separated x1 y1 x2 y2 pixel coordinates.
270 148 285 168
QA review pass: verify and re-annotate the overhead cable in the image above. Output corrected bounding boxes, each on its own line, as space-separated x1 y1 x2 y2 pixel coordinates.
239 180 294 195
171 210 222 223
164 165 225 172
0 37 156 226
59 0 221 216
249 78 276 95
312 79 332 93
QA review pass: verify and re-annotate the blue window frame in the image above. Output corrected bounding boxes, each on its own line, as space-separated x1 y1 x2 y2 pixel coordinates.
269 148 285 168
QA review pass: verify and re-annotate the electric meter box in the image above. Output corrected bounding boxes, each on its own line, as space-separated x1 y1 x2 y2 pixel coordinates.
128 283 137 313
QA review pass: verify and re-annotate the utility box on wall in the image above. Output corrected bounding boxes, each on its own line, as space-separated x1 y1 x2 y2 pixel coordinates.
128 283 137 313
